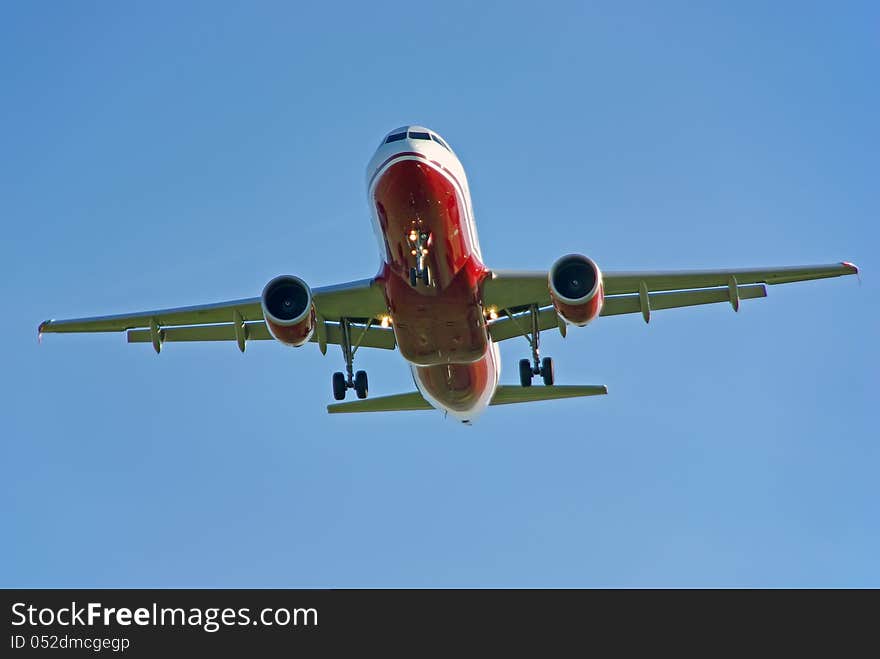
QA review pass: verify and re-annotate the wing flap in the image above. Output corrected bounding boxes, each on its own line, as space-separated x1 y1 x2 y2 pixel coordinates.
487 284 768 342
127 320 396 350
601 283 767 316
488 308 560 343
127 322 269 343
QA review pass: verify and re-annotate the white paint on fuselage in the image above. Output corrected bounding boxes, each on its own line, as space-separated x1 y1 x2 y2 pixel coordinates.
365 126 498 422
366 126 482 262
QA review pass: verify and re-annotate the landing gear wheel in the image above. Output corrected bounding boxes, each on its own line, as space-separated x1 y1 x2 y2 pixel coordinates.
332 372 347 400
354 370 369 399
519 359 533 387
421 267 431 287
410 268 418 287
540 357 555 386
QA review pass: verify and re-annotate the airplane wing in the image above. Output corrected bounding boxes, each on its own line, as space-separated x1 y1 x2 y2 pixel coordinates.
38 278 393 353
483 262 859 340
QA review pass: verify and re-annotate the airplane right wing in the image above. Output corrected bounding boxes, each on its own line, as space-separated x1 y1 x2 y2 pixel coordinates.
600 262 860 295
483 262 859 341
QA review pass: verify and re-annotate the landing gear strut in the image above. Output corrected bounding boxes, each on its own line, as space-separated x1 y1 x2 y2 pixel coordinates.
332 318 370 400
407 228 432 288
518 304 554 387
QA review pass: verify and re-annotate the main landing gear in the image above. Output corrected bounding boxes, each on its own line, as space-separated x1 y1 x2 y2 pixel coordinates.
407 228 432 288
518 304 554 387
332 318 369 400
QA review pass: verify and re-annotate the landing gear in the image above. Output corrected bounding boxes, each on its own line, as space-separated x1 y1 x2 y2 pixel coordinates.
331 318 372 400
410 266 430 287
332 372 347 400
407 228 432 288
519 356 554 386
519 304 555 386
519 359 533 387
354 370 368 399
541 356 555 386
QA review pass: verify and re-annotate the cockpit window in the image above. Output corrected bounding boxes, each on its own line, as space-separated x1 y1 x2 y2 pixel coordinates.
408 131 431 140
430 134 450 150
385 132 407 143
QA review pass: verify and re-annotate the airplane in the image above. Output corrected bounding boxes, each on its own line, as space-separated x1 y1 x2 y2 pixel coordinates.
39 125 860 423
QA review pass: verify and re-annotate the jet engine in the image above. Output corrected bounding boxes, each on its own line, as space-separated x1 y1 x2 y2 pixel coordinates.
261 275 316 347
548 254 604 326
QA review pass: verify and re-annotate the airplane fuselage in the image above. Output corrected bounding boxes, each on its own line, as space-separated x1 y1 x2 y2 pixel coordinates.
367 127 500 422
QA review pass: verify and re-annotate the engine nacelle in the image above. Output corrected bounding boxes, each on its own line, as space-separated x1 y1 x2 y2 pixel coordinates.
261 275 316 347
548 254 604 326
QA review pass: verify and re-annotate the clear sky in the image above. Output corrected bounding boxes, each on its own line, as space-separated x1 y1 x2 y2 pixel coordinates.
1 1 877 587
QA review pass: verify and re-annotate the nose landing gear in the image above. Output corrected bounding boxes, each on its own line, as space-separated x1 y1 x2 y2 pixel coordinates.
518 304 555 387
407 228 432 288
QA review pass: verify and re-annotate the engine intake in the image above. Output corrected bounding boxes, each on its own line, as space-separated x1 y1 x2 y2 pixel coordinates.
548 254 604 326
261 275 316 347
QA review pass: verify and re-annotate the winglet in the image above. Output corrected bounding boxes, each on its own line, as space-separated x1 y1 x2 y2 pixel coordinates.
37 320 51 343
841 261 861 285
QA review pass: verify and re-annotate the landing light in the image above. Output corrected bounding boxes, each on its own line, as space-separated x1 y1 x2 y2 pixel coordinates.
380 316 391 328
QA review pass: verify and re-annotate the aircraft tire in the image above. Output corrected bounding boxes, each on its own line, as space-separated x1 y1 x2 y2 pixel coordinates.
519 359 533 387
541 357 555 386
354 370 369 399
332 372 347 400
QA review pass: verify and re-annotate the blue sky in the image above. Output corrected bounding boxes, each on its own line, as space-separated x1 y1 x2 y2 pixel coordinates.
2 1 877 587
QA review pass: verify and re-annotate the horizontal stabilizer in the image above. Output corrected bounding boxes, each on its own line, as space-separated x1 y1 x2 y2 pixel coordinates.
327 391 432 414
326 384 608 414
490 384 608 405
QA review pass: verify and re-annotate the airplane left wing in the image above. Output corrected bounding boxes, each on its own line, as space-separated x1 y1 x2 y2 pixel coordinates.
38 278 393 352
483 261 859 341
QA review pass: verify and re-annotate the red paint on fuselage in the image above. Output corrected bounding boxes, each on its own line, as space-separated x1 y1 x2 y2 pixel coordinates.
373 154 475 286
372 153 495 417
413 352 493 413
383 257 487 365
373 156 489 365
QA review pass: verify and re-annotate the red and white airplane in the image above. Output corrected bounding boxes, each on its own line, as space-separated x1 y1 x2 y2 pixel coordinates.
39 126 859 423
